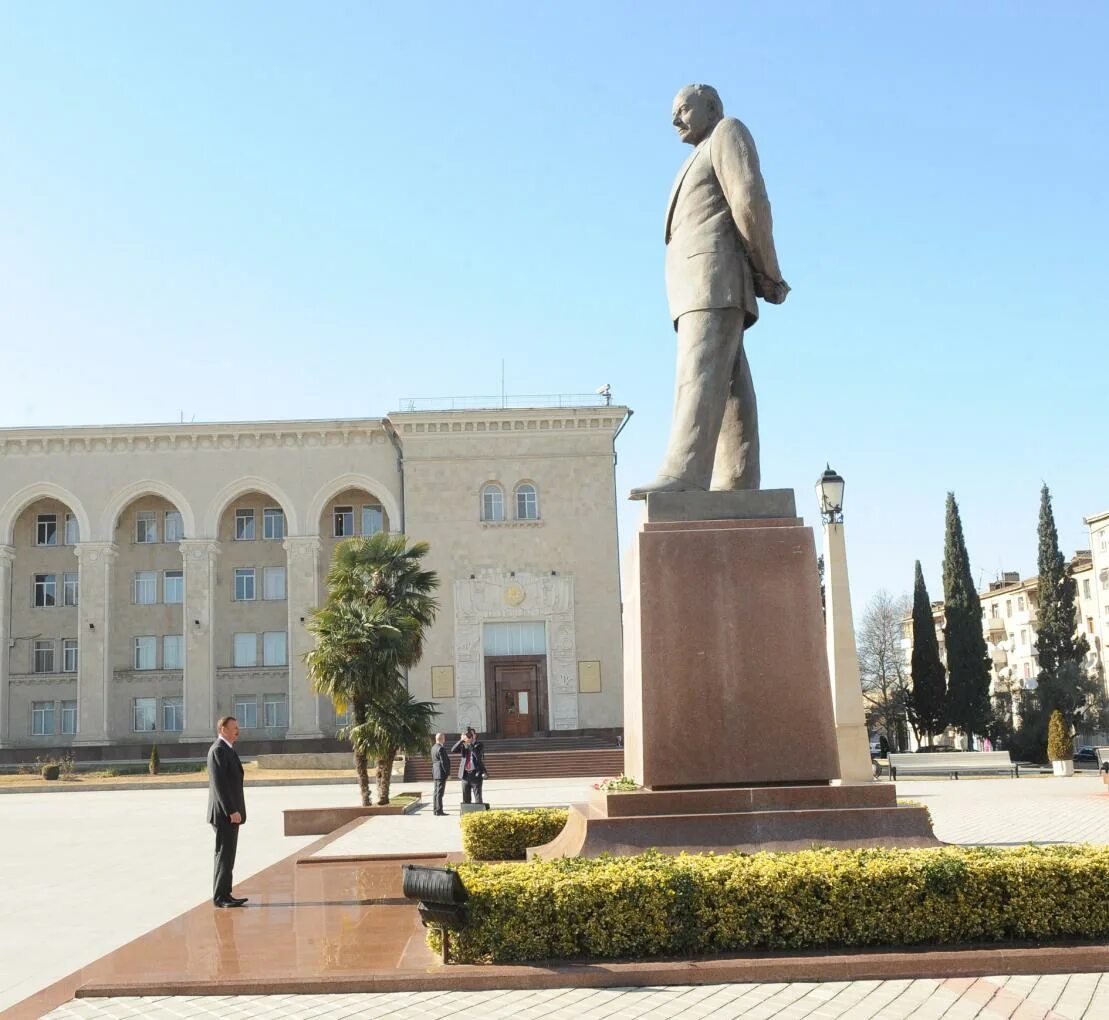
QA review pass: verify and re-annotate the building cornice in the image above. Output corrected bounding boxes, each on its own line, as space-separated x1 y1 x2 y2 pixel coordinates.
386 405 630 438
0 419 388 458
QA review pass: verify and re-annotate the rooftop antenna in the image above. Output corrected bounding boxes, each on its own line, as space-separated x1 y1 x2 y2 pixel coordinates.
501 359 506 408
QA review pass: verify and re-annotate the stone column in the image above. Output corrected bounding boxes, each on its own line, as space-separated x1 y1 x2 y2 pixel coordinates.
0 546 14 746
823 521 875 782
180 539 221 741
284 536 323 739
73 542 118 745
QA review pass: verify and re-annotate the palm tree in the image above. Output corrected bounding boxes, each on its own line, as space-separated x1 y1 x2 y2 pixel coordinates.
349 683 438 805
305 533 439 806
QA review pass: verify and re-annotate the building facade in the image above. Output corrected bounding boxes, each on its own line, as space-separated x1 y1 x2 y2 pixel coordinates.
0 403 628 757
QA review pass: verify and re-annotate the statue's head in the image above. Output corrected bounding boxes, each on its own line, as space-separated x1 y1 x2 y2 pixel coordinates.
672 84 723 146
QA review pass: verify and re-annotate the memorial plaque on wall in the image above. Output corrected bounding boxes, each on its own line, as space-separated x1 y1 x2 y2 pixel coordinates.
578 660 601 693
431 666 455 699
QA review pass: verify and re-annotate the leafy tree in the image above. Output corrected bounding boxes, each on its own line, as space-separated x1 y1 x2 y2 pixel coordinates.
909 561 947 745
942 493 991 746
857 590 915 750
306 533 439 806
1035 484 1090 687
348 684 438 805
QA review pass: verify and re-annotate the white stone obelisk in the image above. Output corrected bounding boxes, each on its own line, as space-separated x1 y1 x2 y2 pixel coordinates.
823 520 875 782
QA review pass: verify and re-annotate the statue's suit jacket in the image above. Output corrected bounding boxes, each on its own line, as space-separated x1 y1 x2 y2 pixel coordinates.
664 116 783 330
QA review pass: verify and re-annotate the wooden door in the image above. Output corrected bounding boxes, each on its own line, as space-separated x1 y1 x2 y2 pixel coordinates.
494 663 538 738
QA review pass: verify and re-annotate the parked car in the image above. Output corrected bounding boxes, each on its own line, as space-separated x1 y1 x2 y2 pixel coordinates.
1073 746 1099 765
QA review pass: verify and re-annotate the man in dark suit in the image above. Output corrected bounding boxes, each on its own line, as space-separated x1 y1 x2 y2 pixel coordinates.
451 730 486 805
431 733 450 816
207 716 248 907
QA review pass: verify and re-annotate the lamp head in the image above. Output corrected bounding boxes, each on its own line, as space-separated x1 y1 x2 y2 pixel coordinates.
816 464 845 524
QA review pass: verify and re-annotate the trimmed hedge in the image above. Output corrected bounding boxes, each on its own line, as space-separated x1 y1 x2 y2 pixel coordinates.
428 845 1109 963
460 808 569 861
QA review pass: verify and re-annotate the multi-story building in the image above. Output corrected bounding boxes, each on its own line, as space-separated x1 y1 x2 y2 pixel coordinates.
0 400 629 759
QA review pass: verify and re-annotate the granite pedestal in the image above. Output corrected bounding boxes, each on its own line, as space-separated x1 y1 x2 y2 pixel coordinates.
529 490 938 859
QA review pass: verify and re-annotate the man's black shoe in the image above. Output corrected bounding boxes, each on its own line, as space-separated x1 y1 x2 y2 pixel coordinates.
214 897 244 908
229 896 249 905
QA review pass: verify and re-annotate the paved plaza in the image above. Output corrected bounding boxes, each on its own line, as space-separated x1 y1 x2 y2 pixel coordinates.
2 774 1108 1019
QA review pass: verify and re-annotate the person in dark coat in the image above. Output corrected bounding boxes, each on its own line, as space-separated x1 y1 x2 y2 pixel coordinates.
431 733 450 816
207 716 248 907
451 730 487 805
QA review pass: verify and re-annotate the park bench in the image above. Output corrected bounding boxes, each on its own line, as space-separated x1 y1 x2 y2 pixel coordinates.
888 750 1019 780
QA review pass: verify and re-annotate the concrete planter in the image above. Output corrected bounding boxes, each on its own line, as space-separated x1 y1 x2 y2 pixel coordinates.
1053 760 1075 777
282 793 423 836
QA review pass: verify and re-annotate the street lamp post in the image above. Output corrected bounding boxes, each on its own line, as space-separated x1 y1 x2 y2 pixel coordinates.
816 466 875 782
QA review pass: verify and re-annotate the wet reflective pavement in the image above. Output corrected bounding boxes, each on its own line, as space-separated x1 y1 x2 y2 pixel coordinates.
2 824 438 1020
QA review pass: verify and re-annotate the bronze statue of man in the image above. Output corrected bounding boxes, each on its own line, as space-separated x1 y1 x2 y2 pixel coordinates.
630 84 789 500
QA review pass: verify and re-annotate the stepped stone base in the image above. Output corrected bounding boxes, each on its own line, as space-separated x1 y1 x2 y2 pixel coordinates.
527 783 940 859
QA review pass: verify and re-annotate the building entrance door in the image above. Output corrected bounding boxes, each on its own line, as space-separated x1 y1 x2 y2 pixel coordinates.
485 655 547 738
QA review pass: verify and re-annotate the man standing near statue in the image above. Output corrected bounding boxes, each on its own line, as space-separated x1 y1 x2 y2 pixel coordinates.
631 84 790 500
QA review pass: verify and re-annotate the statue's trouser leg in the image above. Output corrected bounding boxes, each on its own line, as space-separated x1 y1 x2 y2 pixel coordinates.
710 333 760 490
658 308 745 490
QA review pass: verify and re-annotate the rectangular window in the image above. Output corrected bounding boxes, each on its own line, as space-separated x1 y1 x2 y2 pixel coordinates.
263 508 285 540
233 633 257 667
134 570 158 605
1017 595 1026 611
1005 599 1012 618
164 510 184 543
163 570 184 604
133 636 157 671
235 509 256 541
61 700 77 735
33 574 57 608
234 568 256 601
990 603 999 619
162 697 184 732
361 504 383 536
1085 579 1093 599
1089 617 1096 635
62 572 79 607
62 639 79 673
262 566 286 601
33 640 55 673
335 704 352 727
234 696 258 729
36 514 58 546
333 505 354 537
263 693 288 728
263 631 287 666
64 513 79 545
1020 629 1028 645
163 634 184 669
135 510 157 544
32 701 55 735
483 621 547 656
1103 572 1109 592
133 697 157 732
1023 663 1031 679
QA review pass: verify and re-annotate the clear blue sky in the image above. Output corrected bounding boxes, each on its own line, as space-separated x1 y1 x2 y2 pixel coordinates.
2 3 1107 616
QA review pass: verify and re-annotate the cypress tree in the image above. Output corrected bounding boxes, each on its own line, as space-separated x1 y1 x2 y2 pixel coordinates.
1035 484 1088 679
942 493 991 744
910 560 947 744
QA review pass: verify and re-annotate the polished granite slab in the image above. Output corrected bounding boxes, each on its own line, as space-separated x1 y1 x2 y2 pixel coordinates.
308 813 464 861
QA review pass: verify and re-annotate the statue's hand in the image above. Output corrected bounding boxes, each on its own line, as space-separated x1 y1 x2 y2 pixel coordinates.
762 277 790 305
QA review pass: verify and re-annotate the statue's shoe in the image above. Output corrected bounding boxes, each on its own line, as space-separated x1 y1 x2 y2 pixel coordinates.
628 475 705 501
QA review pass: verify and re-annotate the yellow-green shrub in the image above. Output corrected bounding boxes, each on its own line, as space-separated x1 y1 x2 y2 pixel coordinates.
426 845 1109 963
460 808 569 861
1047 710 1071 762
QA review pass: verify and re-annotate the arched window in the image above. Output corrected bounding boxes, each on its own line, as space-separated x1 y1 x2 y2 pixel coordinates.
481 483 505 523
515 483 539 521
